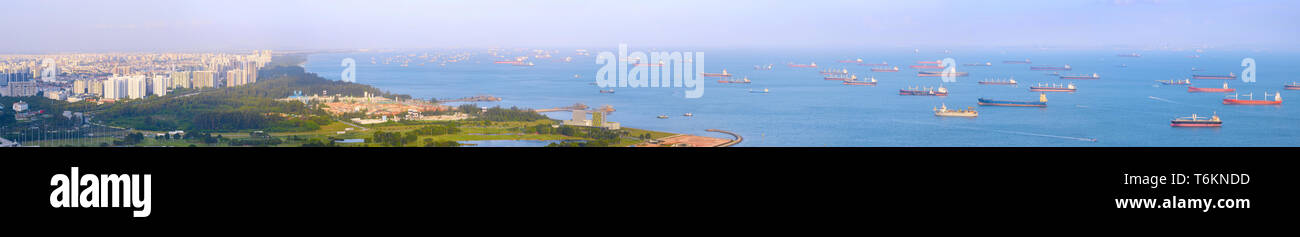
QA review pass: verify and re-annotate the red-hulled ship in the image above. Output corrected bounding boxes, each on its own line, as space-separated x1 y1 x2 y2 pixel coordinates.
633 60 665 67
1029 83 1076 92
859 61 889 66
718 76 751 84
1060 73 1100 80
978 78 1017 85
1030 64 1071 71
1223 92 1282 105
842 76 877 86
871 66 900 72
701 69 732 77
899 86 948 96
1187 82 1235 93
1003 59 1032 64
1286 82 1300 90
917 71 968 77
1193 73 1236 80
910 65 944 69
1157 79 1191 85
917 60 941 64
838 58 864 63
788 62 818 68
821 68 849 75
1170 113 1222 127
963 62 993 66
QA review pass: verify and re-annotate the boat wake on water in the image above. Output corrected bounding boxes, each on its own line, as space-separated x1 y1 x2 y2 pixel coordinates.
890 119 1098 142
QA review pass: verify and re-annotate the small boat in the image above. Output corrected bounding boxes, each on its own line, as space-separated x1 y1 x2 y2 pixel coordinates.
1003 59 1032 64
978 93 1048 107
573 74 581 79
1118 53 1142 58
1190 67 1204 71
1223 92 1282 105
842 76 877 86
871 66 900 72
934 103 978 117
899 85 948 96
1170 112 1222 127
1060 73 1100 80
701 69 732 77
683 113 693 117
1193 73 1236 80
1029 83 1076 92
749 88 771 93
1157 79 1191 85
962 62 993 66
599 89 615 94
1030 65 1071 71
657 115 669 119
1286 82 1300 90
1187 82 1235 93
978 78 1017 85
838 58 864 63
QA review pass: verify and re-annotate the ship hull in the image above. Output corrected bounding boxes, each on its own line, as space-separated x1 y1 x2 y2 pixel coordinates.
1187 87 1235 93
910 65 944 69
935 113 977 117
842 82 876 86
1029 88 1075 92
1192 76 1235 80
979 82 1016 85
717 81 750 84
1170 122 1222 127
1222 99 1281 105
1060 76 1099 80
977 98 1046 107
1285 85 1300 90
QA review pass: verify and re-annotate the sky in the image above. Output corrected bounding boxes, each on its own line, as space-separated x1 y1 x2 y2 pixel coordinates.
1 0 1297 53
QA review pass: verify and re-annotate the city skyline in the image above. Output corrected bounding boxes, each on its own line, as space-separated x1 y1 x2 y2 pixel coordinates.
2 0 1297 53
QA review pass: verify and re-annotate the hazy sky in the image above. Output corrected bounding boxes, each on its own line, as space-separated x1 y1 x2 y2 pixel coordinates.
2 0 1296 52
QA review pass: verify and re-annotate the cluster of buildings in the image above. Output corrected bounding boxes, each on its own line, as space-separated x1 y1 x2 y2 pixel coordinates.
283 91 446 117
562 109 620 130
0 50 273 103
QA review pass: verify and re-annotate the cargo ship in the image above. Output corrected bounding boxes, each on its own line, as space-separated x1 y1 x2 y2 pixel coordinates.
1193 73 1236 80
963 62 993 66
634 60 665 67
1170 113 1222 127
842 76 877 86
978 78 1017 85
718 76 751 84
788 62 818 68
1060 73 1100 80
838 58 864 63
1003 59 1032 64
1029 83 1076 92
1223 92 1282 105
978 93 1048 107
1187 82 1235 93
859 61 889 66
511 62 535 66
934 104 978 117
917 71 969 77
599 89 616 94
1030 64 1071 71
824 73 857 81
899 86 948 96
753 64 773 70
821 68 849 75
749 88 770 93
701 69 732 77
871 66 900 72
910 65 944 69
1118 53 1142 57
1286 82 1300 90
1157 79 1191 85
917 60 941 64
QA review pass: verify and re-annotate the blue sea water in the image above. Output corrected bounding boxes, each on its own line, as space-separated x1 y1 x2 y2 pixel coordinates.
303 49 1300 147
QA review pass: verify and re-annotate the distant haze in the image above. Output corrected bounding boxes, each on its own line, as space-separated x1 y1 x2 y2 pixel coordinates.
2 0 1297 52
